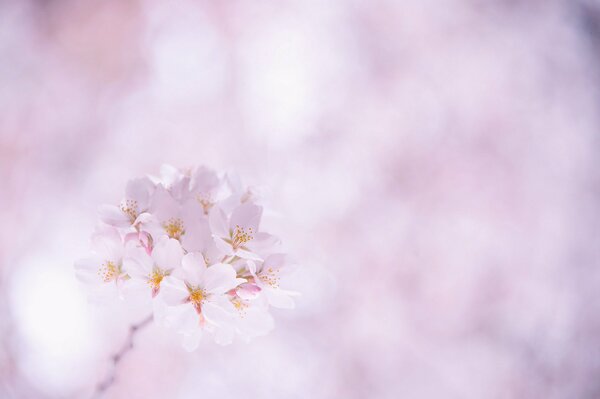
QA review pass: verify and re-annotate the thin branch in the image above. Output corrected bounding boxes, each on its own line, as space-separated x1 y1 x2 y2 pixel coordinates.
92 314 153 398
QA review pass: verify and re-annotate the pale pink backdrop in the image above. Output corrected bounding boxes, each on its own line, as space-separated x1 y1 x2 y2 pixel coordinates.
2 1 600 398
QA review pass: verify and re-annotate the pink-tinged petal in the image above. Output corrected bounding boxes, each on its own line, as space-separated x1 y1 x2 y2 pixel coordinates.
225 171 243 194
134 212 155 226
158 164 191 201
125 177 154 210
123 246 153 278
150 185 180 220
190 166 219 194
202 299 234 326
121 278 152 302
246 260 258 275
178 252 207 286
230 203 262 233
235 248 263 261
91 226 123 260
160 276 189 305
263 253 287 272
213 236 235 256
74 257 102 283
204 263 240 294
152 237 183 270
204 243 226 266
159 164 182 187
209 207 230 238
98 205 130 227
236 283 261 300
182 218 210 252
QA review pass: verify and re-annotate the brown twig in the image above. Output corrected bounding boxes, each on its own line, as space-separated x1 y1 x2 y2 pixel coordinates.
92 314 153 398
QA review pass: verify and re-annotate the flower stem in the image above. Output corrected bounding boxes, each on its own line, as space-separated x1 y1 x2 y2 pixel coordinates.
91 313 153 398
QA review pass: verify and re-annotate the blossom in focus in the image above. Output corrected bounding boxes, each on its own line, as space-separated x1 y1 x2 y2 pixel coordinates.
124 237 184 298
248 255 297 309
160 253 244 349
98 177 155 229
74 226 128 301
75 164 297 348
210 203 278 261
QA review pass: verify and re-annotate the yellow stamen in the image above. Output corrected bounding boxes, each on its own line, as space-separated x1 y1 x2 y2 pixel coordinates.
120 199 138 223
231 224 253 250
147 268 168 296
187 287 206 314
260 267 281 289
231 297 248 318
98 261 120 283
163 218 185 240
196 194 213 215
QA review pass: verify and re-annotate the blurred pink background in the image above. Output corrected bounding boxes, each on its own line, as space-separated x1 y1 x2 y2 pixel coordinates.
2 0 600 398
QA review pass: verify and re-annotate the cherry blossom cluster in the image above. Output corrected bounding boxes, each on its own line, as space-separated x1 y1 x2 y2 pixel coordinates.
75 165 297 350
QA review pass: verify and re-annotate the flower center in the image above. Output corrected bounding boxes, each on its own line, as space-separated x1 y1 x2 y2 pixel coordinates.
231 297 249 318
120 199 139 223
187 287 206 314
163 218 185 240
147 268 169 297
98 261 120 283
196 194 213 215
231 225 253 250
260 267 280 289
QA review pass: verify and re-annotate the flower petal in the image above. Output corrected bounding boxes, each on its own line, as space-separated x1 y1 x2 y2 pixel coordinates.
203 299 234 326
160 276 189 306
204 263 240 294
125 177 154 210
123 246 153 279
230 203 262 233
91 226 123 261
152 237 183 270
98 205 130 228
179 252 207 286
209 207 230 238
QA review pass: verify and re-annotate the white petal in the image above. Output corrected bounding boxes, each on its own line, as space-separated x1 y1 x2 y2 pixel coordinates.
125 177 154 210
235 248 263 261
204 263 239 294
98 205 130 228
123 246 153 278
152 237 183 270
246 260 257 275
230 203 262 233
160 276 189 306
209 207 230 238
74 257 101 283
180 252 207 286
213 236 234 257
91 226 123 260
202 299 234 326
